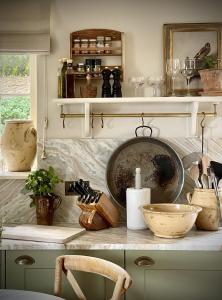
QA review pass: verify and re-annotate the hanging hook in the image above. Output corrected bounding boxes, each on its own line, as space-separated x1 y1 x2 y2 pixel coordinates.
200 112 206 155
91 113 94 128
100 113 104 128
62 114 66 129
200 112 206 128
141 113 144 127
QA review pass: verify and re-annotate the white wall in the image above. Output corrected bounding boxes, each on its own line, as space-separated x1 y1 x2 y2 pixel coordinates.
38 0 222 139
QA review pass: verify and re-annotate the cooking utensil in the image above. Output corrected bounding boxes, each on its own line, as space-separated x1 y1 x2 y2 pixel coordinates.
189 163 201 188
182 152 202 170
201 174 209 189
202 155 210 176
210 161 222 180
209 167 221 224
106 125 184 208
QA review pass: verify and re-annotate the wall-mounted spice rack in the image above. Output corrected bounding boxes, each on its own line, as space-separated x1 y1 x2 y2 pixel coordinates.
70 29 125 81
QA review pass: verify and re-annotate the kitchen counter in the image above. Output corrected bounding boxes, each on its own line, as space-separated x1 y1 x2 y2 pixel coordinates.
0 225 222 251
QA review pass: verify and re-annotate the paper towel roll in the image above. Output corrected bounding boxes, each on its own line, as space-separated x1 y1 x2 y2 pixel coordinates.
126 188 151 230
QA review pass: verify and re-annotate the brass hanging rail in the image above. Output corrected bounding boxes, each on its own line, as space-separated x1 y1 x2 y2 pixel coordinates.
60 112 216 118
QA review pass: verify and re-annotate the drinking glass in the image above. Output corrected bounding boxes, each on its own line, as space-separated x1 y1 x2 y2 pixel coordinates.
166 58 181 96
181 58 196 96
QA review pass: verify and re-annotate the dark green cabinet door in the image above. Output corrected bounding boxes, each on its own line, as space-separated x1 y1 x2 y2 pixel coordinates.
6 250 124 300
125 250 222 300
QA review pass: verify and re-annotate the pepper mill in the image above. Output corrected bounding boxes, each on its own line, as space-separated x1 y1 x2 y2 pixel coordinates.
112 67 122 97
101 67 112 97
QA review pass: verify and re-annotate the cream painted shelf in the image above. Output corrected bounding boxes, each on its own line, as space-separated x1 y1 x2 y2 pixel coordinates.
53 96 222 137
0 171 31 180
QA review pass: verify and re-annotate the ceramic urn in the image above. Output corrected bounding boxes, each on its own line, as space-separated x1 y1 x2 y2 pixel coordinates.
1 120 37 171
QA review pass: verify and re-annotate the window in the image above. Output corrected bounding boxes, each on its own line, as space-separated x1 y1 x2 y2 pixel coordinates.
0 54 31 133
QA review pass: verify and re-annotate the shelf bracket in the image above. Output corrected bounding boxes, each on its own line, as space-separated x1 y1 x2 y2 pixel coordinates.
84 103 91 138
190 101 199 137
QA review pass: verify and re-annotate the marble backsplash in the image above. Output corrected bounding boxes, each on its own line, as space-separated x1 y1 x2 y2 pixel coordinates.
1 138 222 224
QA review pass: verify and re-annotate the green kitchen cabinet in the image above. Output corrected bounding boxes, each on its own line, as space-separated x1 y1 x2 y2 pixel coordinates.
5 250 124 300
125 251 222 300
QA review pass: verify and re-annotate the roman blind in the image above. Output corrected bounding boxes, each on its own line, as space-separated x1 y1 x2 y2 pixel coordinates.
0 0 51 53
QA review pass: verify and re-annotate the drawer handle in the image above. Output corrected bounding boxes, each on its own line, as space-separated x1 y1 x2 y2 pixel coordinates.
15 255 35 266
134 256 155 267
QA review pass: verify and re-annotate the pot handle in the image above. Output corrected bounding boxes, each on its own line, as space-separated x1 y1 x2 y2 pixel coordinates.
135 125 153 137
53 196 62 210
24 127 37 142
186 192 192 205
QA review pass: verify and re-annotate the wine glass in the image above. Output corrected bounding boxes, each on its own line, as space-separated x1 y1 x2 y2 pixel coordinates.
181 58 196 96
166 58 181 96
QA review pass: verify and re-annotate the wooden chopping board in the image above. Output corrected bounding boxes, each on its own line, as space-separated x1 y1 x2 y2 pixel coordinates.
2 224 85 244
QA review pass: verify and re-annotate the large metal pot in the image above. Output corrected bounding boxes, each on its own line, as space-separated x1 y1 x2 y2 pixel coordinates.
106 126 184 208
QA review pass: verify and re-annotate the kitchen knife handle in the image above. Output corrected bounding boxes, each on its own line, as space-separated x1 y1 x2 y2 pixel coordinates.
134 256 155 267
15 255 35 266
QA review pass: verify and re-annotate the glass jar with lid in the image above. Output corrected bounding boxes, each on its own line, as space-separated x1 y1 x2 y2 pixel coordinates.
77 63 85 73
89 39 97 54
80 39 89 54
94 59 102 77
96 36 104 54
73 38 81 54
104 36 112 54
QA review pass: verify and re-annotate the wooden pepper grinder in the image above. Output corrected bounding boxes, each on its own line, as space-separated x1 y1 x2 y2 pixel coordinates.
102 67 112 97
112 67 122 97
80 73 97 98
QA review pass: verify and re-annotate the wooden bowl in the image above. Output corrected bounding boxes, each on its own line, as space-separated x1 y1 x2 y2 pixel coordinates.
142 204 202 238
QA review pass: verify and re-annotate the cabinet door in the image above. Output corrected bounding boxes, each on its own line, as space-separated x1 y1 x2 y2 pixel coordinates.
125 251 222 300
6 250 124 300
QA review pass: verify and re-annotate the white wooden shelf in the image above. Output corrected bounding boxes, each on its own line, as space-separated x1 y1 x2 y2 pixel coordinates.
0 171 31 180
54 96 222 105
53 96 222 137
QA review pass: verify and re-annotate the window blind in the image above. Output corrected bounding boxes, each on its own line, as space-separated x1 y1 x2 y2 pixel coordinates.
0 0 51 53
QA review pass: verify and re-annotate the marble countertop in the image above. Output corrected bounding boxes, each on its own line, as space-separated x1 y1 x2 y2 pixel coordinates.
1 225 222 251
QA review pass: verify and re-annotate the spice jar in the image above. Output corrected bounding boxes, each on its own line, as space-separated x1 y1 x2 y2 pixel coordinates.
89 39 97 54
104 36 112 54
77 63 85 73
85 59 95 73
81 39 89 54
94 59 102 77
96 36 104 54
73 38 81 54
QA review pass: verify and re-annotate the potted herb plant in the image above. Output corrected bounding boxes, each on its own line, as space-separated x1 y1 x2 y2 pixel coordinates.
22 166 62 225
198 54 222 94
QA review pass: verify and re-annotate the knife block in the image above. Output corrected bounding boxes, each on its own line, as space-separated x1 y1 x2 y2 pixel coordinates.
77 193 120 230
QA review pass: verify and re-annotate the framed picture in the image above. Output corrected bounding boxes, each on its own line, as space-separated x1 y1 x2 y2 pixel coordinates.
163 23 222 96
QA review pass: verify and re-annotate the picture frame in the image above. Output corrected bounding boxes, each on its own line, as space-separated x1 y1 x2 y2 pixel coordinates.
163 23 222 96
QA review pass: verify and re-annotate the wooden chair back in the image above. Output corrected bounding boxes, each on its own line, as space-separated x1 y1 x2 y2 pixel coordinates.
54 255 132 300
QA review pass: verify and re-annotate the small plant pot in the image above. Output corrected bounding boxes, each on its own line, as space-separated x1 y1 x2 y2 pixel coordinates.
34 196 62 226
199 69 222 92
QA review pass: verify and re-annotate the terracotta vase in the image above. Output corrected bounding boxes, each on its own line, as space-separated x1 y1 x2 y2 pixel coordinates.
35 196 62 226
199 69 222 93
1 120 37 171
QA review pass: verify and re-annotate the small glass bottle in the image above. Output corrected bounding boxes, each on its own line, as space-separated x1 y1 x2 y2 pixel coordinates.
57 58 63 98
65 59 75 98
94 59 102 77
61 58 68 98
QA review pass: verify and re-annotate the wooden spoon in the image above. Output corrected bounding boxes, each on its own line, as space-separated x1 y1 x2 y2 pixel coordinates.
202 154 210 176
